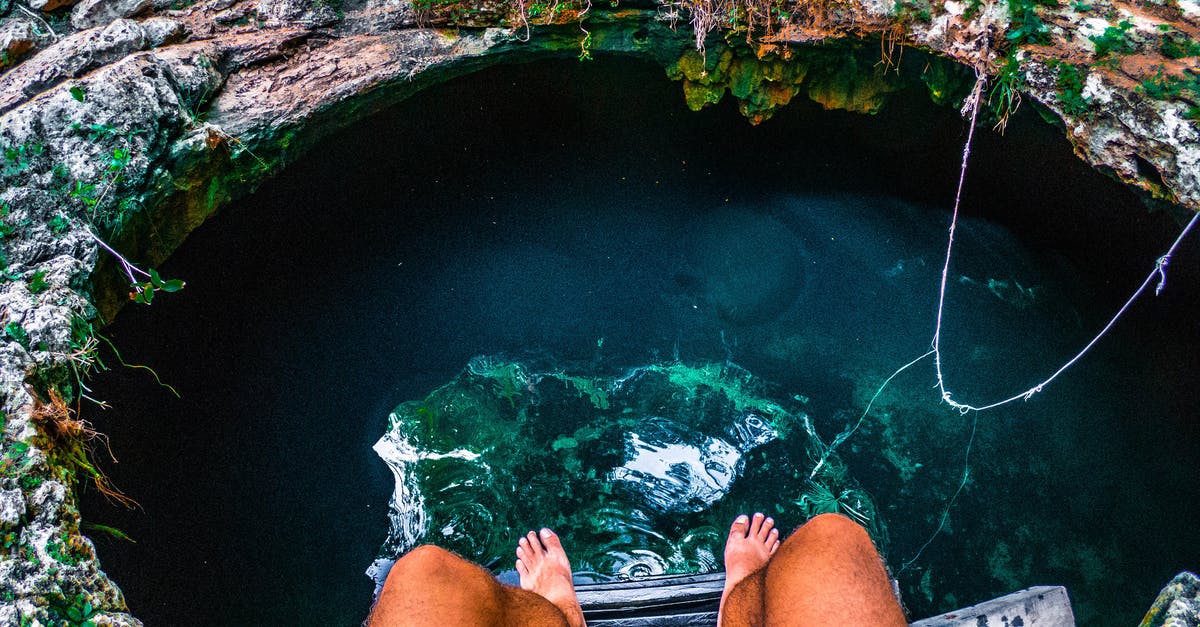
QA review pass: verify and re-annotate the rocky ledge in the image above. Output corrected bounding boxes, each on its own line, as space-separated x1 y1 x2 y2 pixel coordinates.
0 0 1197 621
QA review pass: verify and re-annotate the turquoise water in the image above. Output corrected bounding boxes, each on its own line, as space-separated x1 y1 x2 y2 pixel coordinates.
80 52 1198 625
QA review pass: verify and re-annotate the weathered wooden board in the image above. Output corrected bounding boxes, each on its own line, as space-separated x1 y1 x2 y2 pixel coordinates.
578 574 1076 627
910 586 1076 627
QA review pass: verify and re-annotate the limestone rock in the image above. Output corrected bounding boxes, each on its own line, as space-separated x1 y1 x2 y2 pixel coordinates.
0 488 24 530
28 0 81 12
140 16 185 47
0 18 38 69
0 18 149 114
70 0 154 30
1141 572 1200 627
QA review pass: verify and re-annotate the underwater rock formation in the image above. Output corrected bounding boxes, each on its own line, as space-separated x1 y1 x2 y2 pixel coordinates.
0 0 1198 619
1140 572 1200 627
611 414 776 514
372 359 879 580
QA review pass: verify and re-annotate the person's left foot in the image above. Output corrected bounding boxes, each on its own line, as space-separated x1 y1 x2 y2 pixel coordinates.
516 529 586 627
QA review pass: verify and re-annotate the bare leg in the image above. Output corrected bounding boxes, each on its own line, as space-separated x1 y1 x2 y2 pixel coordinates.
718 512 780 625
720 512 907 626
368 544 573 626
516 529 587 627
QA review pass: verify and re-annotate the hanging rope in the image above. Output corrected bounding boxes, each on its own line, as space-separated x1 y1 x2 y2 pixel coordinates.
835 66 1200 571
931 74 1200 414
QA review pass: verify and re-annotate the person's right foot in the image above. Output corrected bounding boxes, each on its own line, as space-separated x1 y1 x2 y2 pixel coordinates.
723 512 780 595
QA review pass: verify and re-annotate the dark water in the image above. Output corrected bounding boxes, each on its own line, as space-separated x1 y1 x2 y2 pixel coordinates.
79 52 1199 626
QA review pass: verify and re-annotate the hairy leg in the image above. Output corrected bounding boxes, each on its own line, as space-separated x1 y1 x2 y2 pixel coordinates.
721 513 906 627
368 545 570 627
718 513 779 626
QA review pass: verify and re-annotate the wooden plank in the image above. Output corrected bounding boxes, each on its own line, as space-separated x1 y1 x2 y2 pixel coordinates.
585 607 715 619
578 576 723 610
578 575 1075 627
910 586 1076 627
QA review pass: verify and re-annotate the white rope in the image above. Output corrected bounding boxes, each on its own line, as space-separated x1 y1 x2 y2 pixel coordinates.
931 72 1200 414
892 66 1199 571
898 411 977 574
809 350 934 480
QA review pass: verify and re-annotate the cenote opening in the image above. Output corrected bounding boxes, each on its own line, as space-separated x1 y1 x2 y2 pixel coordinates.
79 49 1200 626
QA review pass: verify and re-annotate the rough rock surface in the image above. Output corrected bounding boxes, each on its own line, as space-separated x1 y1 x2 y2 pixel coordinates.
1141 572 1200 627
0 0 1197 622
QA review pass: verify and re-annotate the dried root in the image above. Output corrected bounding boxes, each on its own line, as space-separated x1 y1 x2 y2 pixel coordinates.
30 387 139 509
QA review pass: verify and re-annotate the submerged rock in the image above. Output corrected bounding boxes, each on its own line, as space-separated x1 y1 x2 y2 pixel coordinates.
611 414 775 513
1141 572 1200 627
371 359 875 581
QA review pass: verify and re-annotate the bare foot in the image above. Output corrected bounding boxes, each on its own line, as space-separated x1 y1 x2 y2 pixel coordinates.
719 512 780 619
516 528 586 627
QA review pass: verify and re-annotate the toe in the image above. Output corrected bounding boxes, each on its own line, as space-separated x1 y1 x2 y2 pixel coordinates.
527 531 544 555
770 538 780 554
516 560 529 577
749 512 765 537
757 516 775 541
728 514 750 540
539 528 564 554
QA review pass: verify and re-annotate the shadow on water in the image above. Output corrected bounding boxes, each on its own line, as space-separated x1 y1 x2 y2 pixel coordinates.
79 52 1199 625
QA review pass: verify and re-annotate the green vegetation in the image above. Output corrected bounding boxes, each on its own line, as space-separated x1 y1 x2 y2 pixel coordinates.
46 591 100 627
1160 29 1200 59
1005 0 1056 46
4 322 30 350
2 140 42 178
1137 66 1200 118
1089 19 1135 60
894 0 933 23
27 269 48 294
1048 60 1091 117
988 54 1025 129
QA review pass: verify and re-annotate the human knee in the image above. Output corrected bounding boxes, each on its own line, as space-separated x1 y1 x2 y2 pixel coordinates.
391 545 464 578
786 513 873 552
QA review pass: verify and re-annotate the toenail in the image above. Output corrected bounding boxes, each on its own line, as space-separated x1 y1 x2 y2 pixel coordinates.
735 514 748 523
753 512 763 518
540 528 553 538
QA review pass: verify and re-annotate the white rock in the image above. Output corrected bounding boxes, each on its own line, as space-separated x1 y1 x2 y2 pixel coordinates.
71 0 154 30
0 488 25 530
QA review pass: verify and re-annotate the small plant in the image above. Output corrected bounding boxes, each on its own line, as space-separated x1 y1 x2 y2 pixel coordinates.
1005 0 1055 46
0 202 15 239
4 322 30 350
1050 60 1092 117
27 270 48 294
47 591 99 627
1090 19 1136 60
2 140 43 177
895 0 933 22
989 54 1025 131
1161 29 1200 59
48 213 70 235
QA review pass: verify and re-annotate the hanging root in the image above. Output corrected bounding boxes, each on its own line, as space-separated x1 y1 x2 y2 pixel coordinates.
30 387 139 509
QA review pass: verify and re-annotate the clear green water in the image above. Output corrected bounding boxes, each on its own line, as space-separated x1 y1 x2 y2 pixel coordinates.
372 359 882 580
79 52 1199 626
